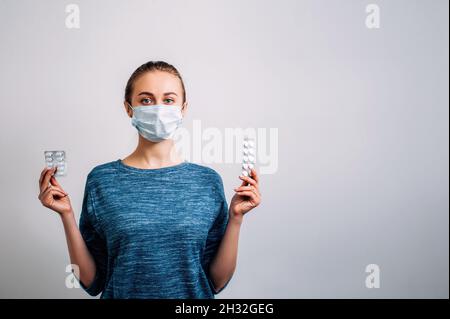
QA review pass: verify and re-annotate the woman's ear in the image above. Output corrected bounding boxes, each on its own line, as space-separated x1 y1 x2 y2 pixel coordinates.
181 101 188 116
124 101 132 118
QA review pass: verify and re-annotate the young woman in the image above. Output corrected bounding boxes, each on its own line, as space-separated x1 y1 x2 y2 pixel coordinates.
37 61 261 299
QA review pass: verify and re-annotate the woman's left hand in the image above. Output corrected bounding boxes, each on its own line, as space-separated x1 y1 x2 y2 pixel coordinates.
229 168 261 223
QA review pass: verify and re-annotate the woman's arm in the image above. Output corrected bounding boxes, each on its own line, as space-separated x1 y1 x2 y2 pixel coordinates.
208 214 243 292
38 167 97 288
209 168 261 292
60 211 97 288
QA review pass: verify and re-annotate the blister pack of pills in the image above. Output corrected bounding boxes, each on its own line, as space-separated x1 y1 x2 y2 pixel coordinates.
241 138 255 177
44 150 67 176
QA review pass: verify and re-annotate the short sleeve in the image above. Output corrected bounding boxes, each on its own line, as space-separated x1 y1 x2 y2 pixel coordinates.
201 175 233 295
78 177 108 297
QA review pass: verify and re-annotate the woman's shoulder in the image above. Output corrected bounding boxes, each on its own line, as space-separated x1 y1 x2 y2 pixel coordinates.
185 163 226 198
185 162 225 185
86 160 119 183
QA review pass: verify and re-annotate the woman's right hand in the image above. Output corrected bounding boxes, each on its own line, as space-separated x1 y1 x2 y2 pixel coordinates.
38 167 72 216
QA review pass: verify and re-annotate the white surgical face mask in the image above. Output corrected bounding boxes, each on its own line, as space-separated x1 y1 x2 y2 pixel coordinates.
127 103 183 142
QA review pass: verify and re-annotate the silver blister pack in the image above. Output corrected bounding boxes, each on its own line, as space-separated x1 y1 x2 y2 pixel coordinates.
44 150 67 176
241 138 255 177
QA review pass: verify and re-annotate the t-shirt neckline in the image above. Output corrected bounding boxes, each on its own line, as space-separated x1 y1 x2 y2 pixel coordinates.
115 158 189 173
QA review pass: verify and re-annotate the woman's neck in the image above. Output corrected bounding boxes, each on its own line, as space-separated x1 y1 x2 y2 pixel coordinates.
123 135 183 169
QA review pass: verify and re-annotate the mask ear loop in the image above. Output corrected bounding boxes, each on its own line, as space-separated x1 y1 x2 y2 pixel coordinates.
126 102 135 113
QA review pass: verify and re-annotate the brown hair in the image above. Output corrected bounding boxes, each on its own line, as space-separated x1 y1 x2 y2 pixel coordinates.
124 61 186 105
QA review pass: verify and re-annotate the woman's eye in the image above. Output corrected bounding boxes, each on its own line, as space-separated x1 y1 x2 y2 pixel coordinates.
141 98 152 104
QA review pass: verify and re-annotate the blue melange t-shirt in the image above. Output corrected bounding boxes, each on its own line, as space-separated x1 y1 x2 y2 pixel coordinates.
77 159 232 299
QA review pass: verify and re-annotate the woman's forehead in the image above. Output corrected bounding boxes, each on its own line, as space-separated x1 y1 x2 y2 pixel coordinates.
133 71 182 94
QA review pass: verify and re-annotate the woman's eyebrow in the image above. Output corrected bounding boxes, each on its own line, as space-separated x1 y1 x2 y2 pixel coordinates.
137 91 178 96
137 91 154 96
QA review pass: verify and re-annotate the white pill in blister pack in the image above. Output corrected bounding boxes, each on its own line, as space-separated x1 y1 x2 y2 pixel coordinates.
44 150 67 176
241 138 256 177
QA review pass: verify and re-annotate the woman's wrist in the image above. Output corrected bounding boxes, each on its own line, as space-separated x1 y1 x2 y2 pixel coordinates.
229 210 244 226
60 209 75 223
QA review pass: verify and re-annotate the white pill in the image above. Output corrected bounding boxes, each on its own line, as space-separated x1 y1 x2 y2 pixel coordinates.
241 170 249 177
248 140 255 147
243 141 249 148
243 149 249 155
242 163 248 170
248 163 254 169
248 155 255 163
243 156 249 163
248 148 255 155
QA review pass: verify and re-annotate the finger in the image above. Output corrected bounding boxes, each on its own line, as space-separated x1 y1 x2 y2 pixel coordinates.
239 177 247 187
39 167 50 187
250 168 259 184
39 185 54 198
238 175 258 188
50 176 67 194
236 190 258 199
40 167 54 190
237 187 259 199
42 187 67 200
39 186 53 202
40 188 63 208
234 186 256 193
40 167 56 192
236 190 259 204
50 188 68 198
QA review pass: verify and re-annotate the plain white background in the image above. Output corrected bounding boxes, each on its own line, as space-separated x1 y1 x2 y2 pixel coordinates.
0 0 448 298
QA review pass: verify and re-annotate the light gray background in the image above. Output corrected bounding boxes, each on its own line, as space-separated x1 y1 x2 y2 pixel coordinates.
0 0 448 298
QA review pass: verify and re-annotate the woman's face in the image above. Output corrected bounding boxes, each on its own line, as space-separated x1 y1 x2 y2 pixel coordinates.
125 70 188 118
